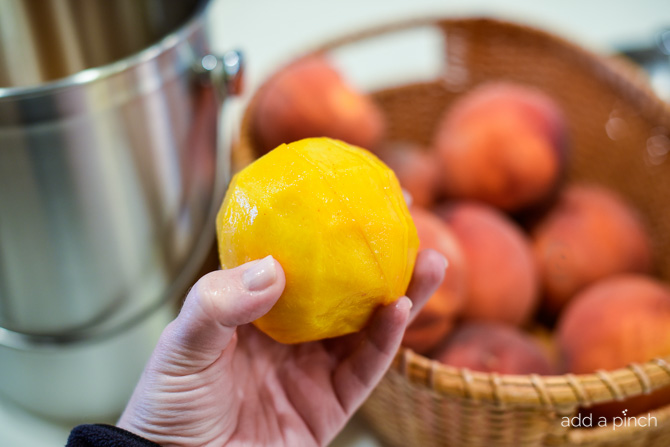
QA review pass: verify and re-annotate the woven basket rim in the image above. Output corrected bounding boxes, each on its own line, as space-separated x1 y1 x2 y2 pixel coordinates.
394 348 670 410
237 16 670 413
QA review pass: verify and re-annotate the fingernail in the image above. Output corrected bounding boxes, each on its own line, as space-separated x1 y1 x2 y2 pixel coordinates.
439 254 448 271
396 296 412 312
242 255 276 291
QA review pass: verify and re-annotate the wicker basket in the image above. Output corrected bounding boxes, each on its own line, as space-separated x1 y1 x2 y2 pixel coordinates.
235 17 670 447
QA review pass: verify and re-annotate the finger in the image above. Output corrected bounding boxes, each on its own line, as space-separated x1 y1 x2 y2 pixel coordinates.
160 256 286 365
331 296 412 415
406 248 447 322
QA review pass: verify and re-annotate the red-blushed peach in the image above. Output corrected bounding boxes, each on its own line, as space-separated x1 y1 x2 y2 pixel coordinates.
402 207 467 354
376 141 440 208
252 56 385 155
442 82 567 154
556 274 670 417
433 82 567 211
435 201 539 326
433 322 555 375
532 184 653 316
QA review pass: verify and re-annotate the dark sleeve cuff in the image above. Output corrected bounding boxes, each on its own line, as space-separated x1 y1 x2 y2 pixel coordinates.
66 424 161 447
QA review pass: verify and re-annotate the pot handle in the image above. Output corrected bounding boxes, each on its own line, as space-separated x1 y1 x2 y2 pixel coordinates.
193 49 245 209
195 50 245 100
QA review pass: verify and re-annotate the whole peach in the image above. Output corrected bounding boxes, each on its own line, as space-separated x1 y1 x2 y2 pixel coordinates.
556 274 670 417
443 82 567 154
252 56 385 154
433 82 567 211
532 184 653 315
434 322 555 375
403 207 467 354
436 201 539 326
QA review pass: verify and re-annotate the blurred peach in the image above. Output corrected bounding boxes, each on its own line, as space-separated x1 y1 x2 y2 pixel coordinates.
403 207 467 354
433 82 567 211
434 322 555 375
556 274 670 417
252 56 385 154
376 141 440 208
532 184 653 315
436 201 539 326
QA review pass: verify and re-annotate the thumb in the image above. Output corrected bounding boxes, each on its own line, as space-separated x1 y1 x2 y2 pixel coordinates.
160 255 286 365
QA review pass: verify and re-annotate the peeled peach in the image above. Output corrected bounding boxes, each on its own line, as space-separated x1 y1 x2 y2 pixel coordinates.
434 322 555 375
375 141 440 208
402 207 467 354
556 274 670 416
433 82 567 211
252 56 385 155
532 184 653 315
217 138 418 344
436 201 539 326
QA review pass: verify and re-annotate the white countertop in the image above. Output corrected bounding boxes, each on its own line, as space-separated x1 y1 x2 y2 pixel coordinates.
2 0 669 446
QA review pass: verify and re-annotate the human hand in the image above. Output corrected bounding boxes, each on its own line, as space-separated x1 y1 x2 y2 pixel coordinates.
117 249 446 447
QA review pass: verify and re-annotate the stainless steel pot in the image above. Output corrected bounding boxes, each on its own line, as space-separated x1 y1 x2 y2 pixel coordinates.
0 0 243 421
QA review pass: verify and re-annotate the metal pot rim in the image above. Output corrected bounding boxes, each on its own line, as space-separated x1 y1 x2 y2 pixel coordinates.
0 0 212 100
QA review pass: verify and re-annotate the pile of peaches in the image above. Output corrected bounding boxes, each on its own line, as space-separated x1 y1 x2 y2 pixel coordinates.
250 56 670 418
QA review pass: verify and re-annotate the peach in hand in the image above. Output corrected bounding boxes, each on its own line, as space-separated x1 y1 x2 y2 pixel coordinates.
217 138 418 344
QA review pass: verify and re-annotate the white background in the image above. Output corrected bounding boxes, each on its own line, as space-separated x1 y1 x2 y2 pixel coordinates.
1 0 669 446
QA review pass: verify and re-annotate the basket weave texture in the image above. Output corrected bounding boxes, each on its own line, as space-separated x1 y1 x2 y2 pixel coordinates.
236 17 670 447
